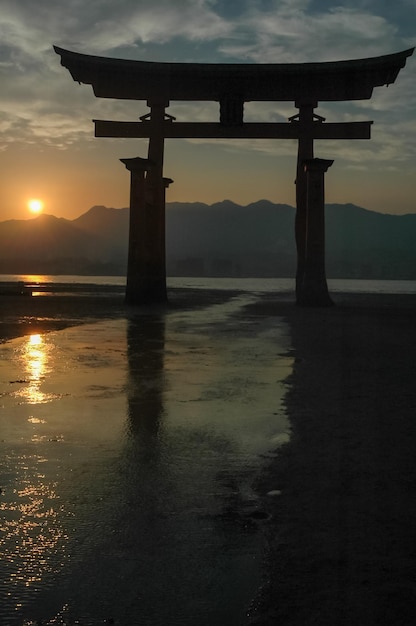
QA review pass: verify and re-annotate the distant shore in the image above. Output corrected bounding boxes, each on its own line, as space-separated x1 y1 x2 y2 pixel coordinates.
1 289 416 624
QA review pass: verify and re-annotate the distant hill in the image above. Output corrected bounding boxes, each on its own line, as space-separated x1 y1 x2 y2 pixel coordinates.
0 208 129 275
72 205 129 246
325 204 416 278
166 200 295 277
0 201 415 278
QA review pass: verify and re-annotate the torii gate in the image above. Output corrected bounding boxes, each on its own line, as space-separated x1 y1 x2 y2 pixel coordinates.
54 46 413 306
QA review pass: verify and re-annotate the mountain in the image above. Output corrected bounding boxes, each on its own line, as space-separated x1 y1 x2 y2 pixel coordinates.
325 204 416 278
0 213 90 258
72 205 129 245
0 210 127 275
166 200 295 276
0 201 415 278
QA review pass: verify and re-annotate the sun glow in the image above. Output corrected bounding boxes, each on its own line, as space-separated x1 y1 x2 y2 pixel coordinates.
27 199 44 214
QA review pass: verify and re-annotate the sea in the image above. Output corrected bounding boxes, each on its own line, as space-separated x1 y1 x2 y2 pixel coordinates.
1 275 415 626
1 274 416 295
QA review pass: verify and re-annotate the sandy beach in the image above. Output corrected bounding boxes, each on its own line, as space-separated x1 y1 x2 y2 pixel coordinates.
247 292 416 625
1 288 416 624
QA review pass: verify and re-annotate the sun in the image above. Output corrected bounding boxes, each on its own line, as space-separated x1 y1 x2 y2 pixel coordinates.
27 199 44 215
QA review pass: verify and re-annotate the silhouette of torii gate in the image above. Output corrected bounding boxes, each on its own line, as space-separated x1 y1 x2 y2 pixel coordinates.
54 46 413 306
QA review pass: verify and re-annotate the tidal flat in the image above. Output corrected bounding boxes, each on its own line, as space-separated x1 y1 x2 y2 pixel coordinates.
0 289 292 625
1 289 416 625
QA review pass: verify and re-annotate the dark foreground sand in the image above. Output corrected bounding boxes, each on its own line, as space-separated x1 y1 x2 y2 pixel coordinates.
246 293 416 626
1 289 416 625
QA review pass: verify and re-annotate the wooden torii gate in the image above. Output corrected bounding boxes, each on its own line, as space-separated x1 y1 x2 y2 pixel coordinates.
54 46 413 305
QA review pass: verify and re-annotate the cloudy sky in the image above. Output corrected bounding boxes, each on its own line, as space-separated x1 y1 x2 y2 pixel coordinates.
0 0 415 220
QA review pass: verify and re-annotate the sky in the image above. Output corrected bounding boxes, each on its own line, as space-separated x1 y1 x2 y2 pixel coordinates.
0 0 415 221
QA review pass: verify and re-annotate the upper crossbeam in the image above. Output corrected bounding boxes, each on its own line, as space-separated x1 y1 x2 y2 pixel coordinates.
93 120 372 140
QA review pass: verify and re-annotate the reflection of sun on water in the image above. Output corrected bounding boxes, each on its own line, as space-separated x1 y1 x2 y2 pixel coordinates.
1 332 68 606
20 274 49 283
15 333 54 404
0 454 67 601
18 275 51 297
26 334 47 404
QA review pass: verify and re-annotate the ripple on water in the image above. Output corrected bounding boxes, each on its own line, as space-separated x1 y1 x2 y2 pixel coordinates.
0 309 293 625
0 452 69 623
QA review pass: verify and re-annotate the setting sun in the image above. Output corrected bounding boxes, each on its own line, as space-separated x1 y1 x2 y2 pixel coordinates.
28 198 44 214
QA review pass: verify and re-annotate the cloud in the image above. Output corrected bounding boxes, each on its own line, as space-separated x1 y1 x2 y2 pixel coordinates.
0 0 230 149
1 0 230 60
78 2 231 53
0 0 413 171
219 5 400 62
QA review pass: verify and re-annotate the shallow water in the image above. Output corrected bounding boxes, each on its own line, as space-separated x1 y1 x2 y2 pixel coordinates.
2 274 416 295
0 293 292 625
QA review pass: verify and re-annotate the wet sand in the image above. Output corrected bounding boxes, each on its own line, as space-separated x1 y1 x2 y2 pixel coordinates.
1 289 416 624
247 292 416 625
0 288 237 343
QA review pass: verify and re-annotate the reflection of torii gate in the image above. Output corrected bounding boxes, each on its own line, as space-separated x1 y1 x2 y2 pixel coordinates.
54 46 413 306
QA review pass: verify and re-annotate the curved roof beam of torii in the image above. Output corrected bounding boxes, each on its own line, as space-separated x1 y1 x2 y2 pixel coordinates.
54 46 414 103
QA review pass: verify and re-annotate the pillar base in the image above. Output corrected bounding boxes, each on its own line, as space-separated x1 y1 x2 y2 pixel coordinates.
125 279 167 305
296 282 334 307
296 295 334 307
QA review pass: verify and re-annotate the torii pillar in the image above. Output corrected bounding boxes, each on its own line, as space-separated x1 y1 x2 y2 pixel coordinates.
297 157 334 306
121 156 170 304
294 102 315 301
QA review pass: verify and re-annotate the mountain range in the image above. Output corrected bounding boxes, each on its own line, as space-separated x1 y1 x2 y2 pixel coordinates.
0 200 415 279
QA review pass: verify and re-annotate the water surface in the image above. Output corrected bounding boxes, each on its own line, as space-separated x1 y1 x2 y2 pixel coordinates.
0 293 292 625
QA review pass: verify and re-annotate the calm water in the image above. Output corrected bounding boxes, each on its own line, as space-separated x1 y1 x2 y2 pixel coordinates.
0 290 292 625
1 274 416 295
